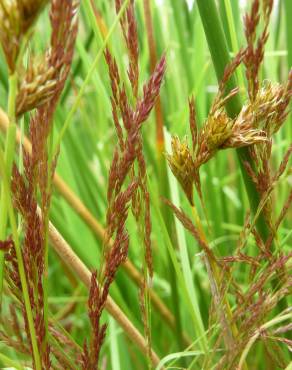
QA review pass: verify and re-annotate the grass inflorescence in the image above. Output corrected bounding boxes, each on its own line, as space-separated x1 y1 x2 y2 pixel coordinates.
0 0 291 369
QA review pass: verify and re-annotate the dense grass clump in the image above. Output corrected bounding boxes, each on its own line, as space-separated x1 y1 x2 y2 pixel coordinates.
0 0 291 369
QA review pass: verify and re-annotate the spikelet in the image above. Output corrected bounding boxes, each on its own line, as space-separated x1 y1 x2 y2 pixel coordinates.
223 107 267 149
166 136 195 205
243 0 273 101
0 0 48 72
201 109 233 151
16 0 79 116
252 77 292 134
16 56 56 115
195 101 267 169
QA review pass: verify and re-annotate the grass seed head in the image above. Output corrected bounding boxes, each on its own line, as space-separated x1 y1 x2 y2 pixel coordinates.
0 0 48 72
15 0 79 116
16 56 56 115
204 109 233 151
254 76 292 134
167 136 195 205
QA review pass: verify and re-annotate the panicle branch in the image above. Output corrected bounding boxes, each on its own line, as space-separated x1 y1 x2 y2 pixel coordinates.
166 1 291 212
166 1 292 366
244 0 273 101
82 2 166 367
1 0 79 367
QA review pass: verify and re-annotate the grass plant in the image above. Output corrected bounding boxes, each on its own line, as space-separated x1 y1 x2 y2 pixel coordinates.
0 0 291 369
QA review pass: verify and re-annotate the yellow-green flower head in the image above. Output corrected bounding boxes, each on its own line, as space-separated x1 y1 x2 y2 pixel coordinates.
166 136 195 205
203 109 233 151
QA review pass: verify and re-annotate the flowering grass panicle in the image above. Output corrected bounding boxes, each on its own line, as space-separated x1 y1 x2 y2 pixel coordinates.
0 0 291 368
82 2 166 367
166 0 292 367
0 0 79 368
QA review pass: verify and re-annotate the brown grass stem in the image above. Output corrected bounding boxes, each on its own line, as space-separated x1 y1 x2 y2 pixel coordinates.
47 219 162 368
